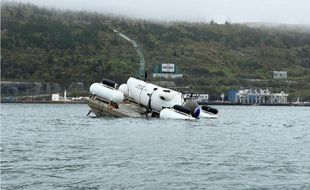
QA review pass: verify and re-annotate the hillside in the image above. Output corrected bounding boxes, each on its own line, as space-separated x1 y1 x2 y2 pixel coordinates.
1 2 310 100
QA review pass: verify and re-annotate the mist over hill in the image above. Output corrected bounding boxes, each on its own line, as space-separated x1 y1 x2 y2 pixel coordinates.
245 22 310 33
1 2 310 100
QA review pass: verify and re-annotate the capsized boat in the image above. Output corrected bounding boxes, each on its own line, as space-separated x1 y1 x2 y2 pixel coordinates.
84 77 219 120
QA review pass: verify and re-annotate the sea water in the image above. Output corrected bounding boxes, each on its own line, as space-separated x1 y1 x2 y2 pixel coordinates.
1 104 310 189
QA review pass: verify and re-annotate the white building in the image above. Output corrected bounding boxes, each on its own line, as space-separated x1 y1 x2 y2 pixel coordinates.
273 71 287 79
52 94 60 101
234 88 288 104
152 63 183 79
51 90 67 101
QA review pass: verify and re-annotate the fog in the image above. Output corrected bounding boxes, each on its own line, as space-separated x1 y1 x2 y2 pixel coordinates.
4 0 310 24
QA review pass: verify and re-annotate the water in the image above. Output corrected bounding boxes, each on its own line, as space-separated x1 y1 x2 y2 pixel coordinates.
1 104 310 190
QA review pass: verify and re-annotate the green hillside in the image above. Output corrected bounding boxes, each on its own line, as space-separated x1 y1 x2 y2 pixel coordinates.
1 2 310 100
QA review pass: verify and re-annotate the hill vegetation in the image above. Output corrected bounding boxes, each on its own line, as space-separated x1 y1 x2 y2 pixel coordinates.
1 2 310 100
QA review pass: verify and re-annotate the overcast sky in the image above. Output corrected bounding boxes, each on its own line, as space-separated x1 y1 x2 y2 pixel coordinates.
5 0 310 24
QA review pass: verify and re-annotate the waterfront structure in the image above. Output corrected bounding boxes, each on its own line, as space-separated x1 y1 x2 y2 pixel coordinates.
183 93 209 103
51 90 67 102
1 81 61 96
228 89 288 104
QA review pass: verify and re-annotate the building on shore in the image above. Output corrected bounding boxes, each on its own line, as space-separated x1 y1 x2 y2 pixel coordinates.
273 71 287 79
228 89 289 104
152 63 183 79
183 93 209 103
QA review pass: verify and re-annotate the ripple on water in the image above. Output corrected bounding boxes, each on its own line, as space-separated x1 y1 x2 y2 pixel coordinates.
1 104 310 189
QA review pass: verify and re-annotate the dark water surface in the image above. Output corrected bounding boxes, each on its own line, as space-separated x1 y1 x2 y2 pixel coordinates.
1 104 310 189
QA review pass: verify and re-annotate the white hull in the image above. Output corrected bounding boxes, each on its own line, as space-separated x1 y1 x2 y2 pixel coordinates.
199 110 219 119
160 108 195 120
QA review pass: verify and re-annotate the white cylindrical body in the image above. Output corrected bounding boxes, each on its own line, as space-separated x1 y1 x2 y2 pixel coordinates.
160 108 195 120
119 84 130 97
126 77 183 112
126 77 157 105
90 83 124 104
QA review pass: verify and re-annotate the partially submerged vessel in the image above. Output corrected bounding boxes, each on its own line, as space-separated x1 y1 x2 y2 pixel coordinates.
85 77 219 120
84 28 218 119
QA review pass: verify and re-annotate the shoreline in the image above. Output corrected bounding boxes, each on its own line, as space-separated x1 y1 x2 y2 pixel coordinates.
0 100 86 104
1 100 309 106
202 102 310 106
